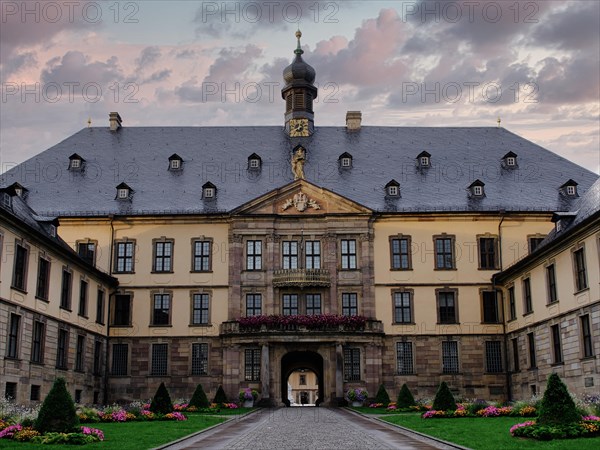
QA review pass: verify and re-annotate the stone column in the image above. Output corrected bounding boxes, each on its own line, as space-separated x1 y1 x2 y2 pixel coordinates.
228 233 244 319
261 344 270 404
335 343 344 403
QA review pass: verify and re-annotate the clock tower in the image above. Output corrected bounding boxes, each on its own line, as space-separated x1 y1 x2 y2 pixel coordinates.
282 30 318 137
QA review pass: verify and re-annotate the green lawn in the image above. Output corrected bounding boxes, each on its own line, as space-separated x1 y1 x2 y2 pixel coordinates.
382 414 600 450
0 414 226 450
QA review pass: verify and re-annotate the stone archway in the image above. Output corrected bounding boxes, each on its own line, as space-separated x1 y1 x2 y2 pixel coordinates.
280 351 324 406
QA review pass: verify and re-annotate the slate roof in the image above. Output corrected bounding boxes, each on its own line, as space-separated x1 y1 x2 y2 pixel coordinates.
1 125 597 216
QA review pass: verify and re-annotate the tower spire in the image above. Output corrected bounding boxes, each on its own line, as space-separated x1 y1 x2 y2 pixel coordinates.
295 29 303 55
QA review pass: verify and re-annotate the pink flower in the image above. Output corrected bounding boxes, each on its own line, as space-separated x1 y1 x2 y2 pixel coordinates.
0 424 22 439
510 420 535 435
582 415 600 421
81 426 105 441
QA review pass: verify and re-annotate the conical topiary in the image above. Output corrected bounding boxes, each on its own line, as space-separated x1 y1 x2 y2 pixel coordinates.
213 385 228 404
374 384 391 405
34 377 79 433
189 383 210 408
537 373 580 425
397 383 416 408
149 382 173 414
432 381 456 411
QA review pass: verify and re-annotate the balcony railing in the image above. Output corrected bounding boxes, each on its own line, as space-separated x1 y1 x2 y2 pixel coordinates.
272 268 331 288
220 316 384 335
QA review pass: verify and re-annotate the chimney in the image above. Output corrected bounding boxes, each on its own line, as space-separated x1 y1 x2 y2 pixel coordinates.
109 112 122 131
346 111 362 131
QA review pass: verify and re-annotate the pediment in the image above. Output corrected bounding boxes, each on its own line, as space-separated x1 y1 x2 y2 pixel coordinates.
232 180 372 216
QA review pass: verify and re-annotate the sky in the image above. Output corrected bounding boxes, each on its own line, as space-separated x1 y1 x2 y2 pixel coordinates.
1 0 599 173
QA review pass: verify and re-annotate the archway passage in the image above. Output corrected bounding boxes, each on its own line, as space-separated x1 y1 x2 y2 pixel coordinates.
281 351 324 407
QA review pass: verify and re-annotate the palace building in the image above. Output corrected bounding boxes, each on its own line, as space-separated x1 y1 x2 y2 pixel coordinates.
1 32 598 406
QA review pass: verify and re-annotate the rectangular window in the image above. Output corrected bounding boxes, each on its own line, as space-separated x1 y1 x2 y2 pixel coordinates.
508 286 516 321
56 329 69 369
96 290 105 324
7 314 20 359
300 375 306 385
60 269 72 310
341 239 357 269
342 293 358 316
192 240 211 271
244 348 261 381
282 294 299 316
390 237 411 270
113 294 131 326
282 241 299 269
438 291 458 324
151 343 168 376
305 294 321 315
529 237 545 253
581 315 594 358
93 340 102 375
478 237 498 270
442 341 459 374
485 341 503 373
546 264 557 303
305 241 321 269
191 343 209 376
343 347 361 381
511 338 520 372
5 383 16 401
396 342 414 375
111 343 128 375
482 291 499 323
152 293 171 325
75 335 85 372
246 240 262 270
31 321 45 364
78 280 88 317
30 385 40 402
527 332 536 368
246 294 262 316
77 242 95 266
573 248 588 291
153 240 173 272
192 293 210 324
114 241 134 273
36 257 50 300
12 243 29 291
393 292 412 324
551 324 563 364
523 278 532 314
435 237 454 269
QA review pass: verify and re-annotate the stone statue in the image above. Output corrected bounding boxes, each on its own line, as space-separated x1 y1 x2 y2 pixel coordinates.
292 147 305 180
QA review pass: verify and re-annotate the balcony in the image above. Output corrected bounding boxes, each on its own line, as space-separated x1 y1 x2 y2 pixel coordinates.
272 268 331 288
220 315 384 335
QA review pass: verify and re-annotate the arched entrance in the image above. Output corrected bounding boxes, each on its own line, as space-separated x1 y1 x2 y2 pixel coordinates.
280 351 324 406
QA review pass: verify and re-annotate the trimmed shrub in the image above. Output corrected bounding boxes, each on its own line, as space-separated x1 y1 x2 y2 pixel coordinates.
432 382 456 411
397 384 416 408
374 384 391 405
213 385 228 404
189 384 210 409
149 382 173 415
538 373 580 426
34 378 79 434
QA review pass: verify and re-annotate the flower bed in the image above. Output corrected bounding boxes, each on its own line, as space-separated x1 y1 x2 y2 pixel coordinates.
422 403 537 419
510 417 600 440
77 404 188 423
0 424 104 444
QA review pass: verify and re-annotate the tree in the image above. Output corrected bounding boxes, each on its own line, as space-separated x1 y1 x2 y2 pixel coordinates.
537 373 580 425
374 384 391 405
189 384 210 408
213 385 228 404
149 382 173 414
397 383 416 408
34 378 79 433
432 381 456 411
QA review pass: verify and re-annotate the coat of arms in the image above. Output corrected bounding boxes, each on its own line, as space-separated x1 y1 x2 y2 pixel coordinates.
281 192 320 212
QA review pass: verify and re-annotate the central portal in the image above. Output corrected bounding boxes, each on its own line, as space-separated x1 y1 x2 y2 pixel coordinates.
280 351 324 406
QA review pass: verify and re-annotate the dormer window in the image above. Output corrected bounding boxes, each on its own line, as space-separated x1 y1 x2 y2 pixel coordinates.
115 182 132 200
68 153 85 170
8 182 27 199
385 179 400 197
248 153 262 169
1 192 11 208
559 179 578 197
168 154 183 171
502 151 518 168
202 182 217 199
417 151 431 168
339 152 353 168
49 224 57 237
14 187 23 197
468 180 485 197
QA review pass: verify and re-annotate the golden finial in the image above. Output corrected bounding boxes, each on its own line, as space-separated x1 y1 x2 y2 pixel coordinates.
294 28 303 54
296 29 302 39
87 117 92 128
497 117 501 128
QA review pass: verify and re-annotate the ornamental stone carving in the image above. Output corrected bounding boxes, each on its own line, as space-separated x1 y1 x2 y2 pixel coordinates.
281 192 320 212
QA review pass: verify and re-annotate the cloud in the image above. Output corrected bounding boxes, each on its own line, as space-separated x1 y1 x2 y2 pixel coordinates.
204 44 263 82
41 51 124 88
141 70 172 84
135 46 162 71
